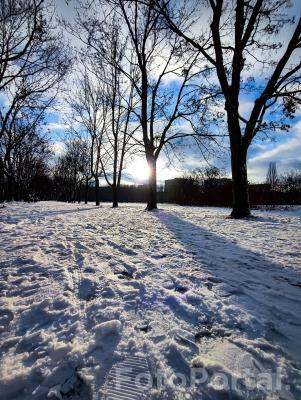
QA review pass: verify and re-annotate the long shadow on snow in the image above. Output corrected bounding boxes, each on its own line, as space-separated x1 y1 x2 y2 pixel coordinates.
4 206 100 222
155 210 301 366
33 206 100 217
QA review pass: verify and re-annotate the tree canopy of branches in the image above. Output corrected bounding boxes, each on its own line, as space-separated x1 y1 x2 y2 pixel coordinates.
67 71 108 206
68 0 219 210
53 138 89 203
279 169 301 195
0 0 71 202
96 21 137 208
113 0 221 209
4 125 52 201
66 16 137 207
151 0 301 217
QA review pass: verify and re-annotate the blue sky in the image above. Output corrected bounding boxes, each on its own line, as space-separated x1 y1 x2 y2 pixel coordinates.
46 0 301 184
47 101 301 185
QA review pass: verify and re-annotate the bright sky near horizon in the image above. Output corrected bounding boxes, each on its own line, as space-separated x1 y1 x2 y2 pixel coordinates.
47 0 301 185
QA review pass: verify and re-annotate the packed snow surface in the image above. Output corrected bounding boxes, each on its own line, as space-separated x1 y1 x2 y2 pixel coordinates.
0 202 301 400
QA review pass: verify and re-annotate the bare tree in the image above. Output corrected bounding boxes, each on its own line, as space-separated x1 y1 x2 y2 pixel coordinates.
65 0 218 210
1 74 62 200
266 162 278 187
279 169 301 196
13 129 52 201
99 0 215 210
152 0 301 217
92 19 138 208
65 11 144 208
79 138 92 204
53 138 89 203
0 0 71 201
0 0 46 92
67 69 109 206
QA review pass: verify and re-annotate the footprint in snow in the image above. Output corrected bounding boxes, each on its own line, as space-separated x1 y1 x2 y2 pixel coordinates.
135 321 152 333
207 276 223 284
83 266 96 274
116 270 133 279
205 282 213 290
205 276 223 290
113 266 135 280
173 328 198 349
78 278 97 301
174 285 189 294
101 355 151 400
152 253 168 259
100 287 116 298
0 309 14 331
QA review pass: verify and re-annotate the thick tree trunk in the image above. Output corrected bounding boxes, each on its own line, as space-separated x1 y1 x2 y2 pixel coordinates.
226 100 251 219
146 156 157 211
112 186 118 208
230 143 251 218
95 177 100 206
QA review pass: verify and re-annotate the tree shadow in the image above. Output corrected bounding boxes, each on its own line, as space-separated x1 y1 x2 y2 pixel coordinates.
3 206 100 222
154 210 301 364
32 206 100 217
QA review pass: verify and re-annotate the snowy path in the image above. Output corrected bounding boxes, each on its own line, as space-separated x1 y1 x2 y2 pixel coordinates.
0 202 301 400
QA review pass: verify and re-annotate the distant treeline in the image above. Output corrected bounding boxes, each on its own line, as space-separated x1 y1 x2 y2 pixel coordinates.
2 165 300 207
165 168 301 207
54 183 156 204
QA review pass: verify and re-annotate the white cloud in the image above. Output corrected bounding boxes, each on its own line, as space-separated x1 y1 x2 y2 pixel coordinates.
47 122 68 131
239 100 254 120
0 93 10 108
248 120 301 182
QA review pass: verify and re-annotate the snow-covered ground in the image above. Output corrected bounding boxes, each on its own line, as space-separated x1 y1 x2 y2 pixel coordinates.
0 202 301 400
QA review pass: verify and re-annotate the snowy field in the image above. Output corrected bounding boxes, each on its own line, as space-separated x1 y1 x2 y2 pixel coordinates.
0 201 301 400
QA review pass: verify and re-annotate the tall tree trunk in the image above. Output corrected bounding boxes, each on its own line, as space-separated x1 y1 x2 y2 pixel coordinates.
230 141 251 218
77 186 81 204
84 178 89 205
23 188 29 202
112 160 118 208
15 184 20 201
6 173 13 202
0 157 5 203
112 185 118 208
95 177 100 206
146 156 157 210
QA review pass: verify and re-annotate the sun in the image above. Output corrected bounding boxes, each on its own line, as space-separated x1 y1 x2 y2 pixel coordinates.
128 157 151 182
